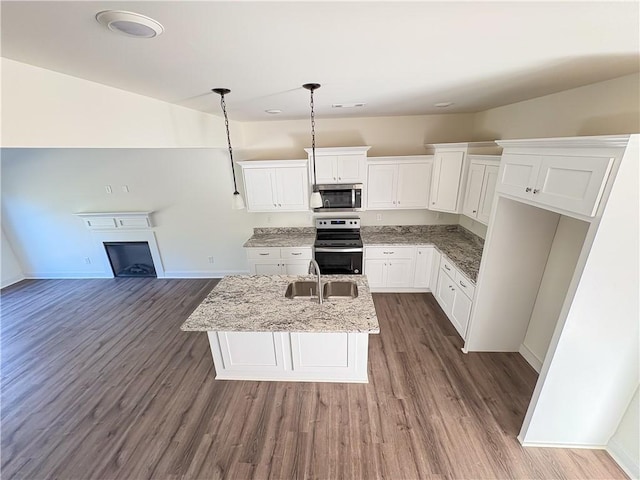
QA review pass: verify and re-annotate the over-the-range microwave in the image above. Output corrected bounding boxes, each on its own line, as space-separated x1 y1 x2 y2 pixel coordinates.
314 184 363 212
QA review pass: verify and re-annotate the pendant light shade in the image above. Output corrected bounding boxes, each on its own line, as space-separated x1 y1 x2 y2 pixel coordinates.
303 83 322 209
213 87 245 210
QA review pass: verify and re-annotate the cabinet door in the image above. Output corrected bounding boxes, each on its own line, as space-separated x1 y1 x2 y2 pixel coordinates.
477 165 499 225
435 268 456 315
283 261 310 275
275 167 309 211
243 168 277 211
497 154 540 199
336 155 363 183
396 162 432 209
450 289 472 339
366 164 397 209
534 155 613 217
250 261 284 275
314 155 337 183
462 163 485 219
430 151 464 212
214 332 287 373
413 247 435 288
385 259 415 289
364 259 386 288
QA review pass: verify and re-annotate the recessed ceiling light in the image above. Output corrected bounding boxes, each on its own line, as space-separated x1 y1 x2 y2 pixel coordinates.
265 109 282 114
434 102 454 108
96 10 164 38
332 103 365 108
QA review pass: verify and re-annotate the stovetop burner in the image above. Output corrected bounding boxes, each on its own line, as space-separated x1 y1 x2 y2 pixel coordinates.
314 217 362 249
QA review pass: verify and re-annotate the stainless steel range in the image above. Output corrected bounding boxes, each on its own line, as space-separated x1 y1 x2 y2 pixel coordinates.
314 217 363 274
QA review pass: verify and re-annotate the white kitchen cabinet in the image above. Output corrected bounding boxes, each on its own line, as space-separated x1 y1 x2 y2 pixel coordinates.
497 153 613 217
366 156 433 210
426 142 500 214
413 246 437 289
462 156 501 225
208 331 369 382
364 246 416 291
75 212 153 230
305 146 370 184
246 247 312 274
239 160 309 213
434 256 474 339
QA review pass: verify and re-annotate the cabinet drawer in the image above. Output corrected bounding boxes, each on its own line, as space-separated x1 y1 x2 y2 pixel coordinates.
281 247 312 259
366 246 415 259
455 271 475 299
440 256 456 276
246 248 281 259
115 216 150 228
83 217 116 229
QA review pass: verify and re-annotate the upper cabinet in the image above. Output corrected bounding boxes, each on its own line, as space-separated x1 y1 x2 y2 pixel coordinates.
462 155 501 225
366 156 433 210
238 160 309 213
304 146 370 184
495 137 621 217
426 142 501 214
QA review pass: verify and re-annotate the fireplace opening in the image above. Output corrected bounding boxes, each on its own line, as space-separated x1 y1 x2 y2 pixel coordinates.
104 241 157 278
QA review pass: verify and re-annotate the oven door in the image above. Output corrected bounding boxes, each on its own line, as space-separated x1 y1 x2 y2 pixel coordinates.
314 248 363 275
314 184 362 212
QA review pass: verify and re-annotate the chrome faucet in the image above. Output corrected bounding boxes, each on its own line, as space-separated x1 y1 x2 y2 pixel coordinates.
308 259 323 304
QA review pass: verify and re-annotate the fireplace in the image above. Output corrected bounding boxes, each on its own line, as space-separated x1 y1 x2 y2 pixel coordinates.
104 242 157 278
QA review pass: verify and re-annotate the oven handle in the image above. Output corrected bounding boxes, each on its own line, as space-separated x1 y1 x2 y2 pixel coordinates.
314 247 363 253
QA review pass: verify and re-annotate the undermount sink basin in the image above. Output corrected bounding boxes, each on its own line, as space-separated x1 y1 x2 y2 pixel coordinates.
285 281 319 299
323 281 358 299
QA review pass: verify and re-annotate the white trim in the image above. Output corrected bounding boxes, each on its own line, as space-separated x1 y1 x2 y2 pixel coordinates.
496 135 631 149
369 287 432 293
163 270 250 278
237 159 308 169
1 274 26 288
303 146 371 155
425 141 497 149
24 272 112 279
518 436 607 449
519 343 543 373
607 438 640 480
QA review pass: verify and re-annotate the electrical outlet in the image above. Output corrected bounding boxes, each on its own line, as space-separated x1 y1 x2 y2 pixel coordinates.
376 214 382 221
122 185 129 193
105 185 112 194
208 256 215 264
84 257 91 264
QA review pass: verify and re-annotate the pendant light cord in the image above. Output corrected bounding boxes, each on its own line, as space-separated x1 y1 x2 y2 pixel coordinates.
310 87 318 191
219 92 239 195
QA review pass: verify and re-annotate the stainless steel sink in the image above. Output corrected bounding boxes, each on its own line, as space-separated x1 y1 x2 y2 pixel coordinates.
285 281 319 299
323 281 358 299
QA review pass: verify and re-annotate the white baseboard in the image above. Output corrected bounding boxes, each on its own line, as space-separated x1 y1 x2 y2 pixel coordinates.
518 437 607 449
519 343 543 373
607 438 640 479
25 272 112 279
1 274 26 289
369 287 431 293
162 270 250 278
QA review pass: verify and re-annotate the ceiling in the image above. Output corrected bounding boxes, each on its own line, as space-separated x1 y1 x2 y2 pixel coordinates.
2 1 639 122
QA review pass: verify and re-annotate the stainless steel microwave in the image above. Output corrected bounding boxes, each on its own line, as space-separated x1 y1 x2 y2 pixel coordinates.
314 184 363 212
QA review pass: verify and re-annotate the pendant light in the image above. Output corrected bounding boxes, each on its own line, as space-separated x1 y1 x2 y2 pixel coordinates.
303 83 323 209
212 88 245 210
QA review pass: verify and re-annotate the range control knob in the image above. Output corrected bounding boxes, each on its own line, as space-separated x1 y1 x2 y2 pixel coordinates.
354 269 360 274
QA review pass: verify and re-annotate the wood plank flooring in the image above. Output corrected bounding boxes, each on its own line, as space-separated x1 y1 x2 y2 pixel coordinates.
1 278 627 479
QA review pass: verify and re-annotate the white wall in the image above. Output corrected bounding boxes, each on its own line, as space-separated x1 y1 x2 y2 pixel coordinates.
608 386 640 479
0 58 240 148
520 216 589 371
473 73 640 140
1 227 24 288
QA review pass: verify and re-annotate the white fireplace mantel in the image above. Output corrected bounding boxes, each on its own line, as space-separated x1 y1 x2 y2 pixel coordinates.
75 211 153 230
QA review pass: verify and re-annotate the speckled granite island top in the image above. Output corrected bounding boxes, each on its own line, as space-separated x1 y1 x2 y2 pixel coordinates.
181 274 379 334
361 225 484 282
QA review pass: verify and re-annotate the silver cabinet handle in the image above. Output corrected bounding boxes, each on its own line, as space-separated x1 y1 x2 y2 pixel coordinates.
460 281 467 288
291 252 302 256
383 251 393 255
444 265 451 271
533 189 539 194
259 253 270 256
278 203 282 207
338 177 341 180
525 187 532 193
472 210 477 213
393 201 396 204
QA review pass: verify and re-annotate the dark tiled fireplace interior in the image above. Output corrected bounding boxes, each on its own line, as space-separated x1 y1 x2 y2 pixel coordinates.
104 241 157 278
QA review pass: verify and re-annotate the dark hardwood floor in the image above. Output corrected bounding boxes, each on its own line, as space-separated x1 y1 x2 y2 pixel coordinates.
1 278 627 479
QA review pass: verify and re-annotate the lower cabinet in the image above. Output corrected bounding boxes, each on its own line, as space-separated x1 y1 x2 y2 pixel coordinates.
207 331 369 382
246 247 312 274
413 246 440 289
434 256 475 339
364 246 416 290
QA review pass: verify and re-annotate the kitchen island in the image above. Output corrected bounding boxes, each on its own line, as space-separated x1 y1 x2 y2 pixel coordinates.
181 274 379 383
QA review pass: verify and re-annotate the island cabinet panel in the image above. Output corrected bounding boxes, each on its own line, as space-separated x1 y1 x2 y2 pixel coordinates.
207 331 369 383
208 332 288 377
246 247 312 275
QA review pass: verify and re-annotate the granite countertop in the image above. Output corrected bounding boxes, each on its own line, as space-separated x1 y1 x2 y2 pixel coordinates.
361 225 484 282
243 227 316 248
181 274 379 334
